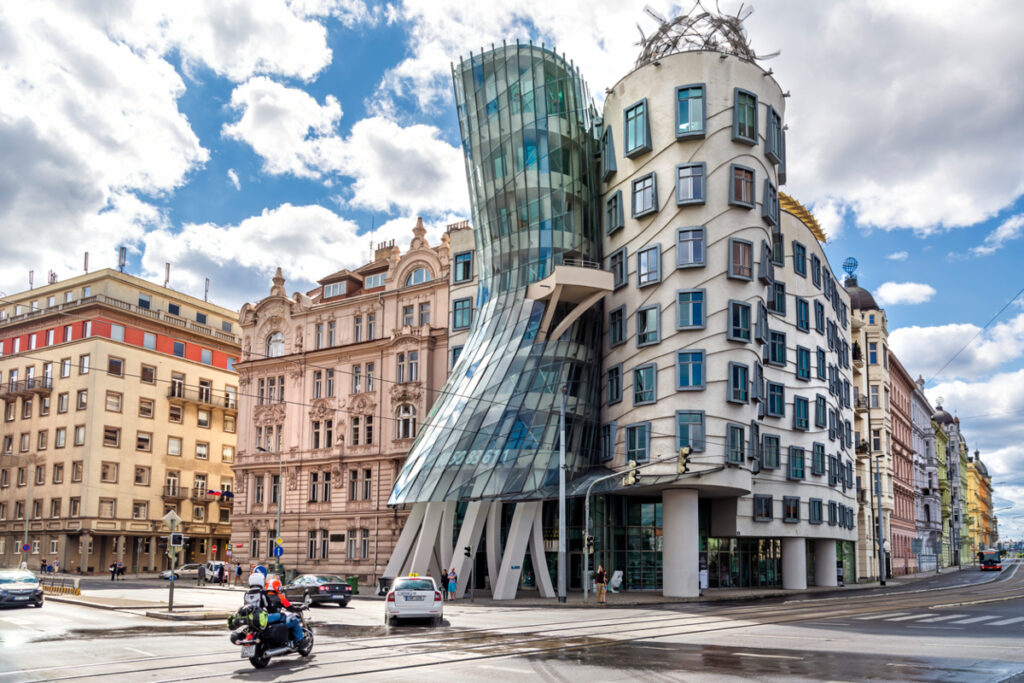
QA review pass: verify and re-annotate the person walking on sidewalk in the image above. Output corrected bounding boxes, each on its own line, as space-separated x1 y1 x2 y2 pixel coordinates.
197 563 206 586
234 563 242 586
594 565 607 604
109 562 117 581
447 568 457 601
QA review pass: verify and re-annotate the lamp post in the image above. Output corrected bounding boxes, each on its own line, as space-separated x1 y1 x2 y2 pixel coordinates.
256 446 283 575
3 454 34 568
874 454 886 586
557 384 567 604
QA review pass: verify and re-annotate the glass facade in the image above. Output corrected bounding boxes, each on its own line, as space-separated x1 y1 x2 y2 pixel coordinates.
389 44 603 505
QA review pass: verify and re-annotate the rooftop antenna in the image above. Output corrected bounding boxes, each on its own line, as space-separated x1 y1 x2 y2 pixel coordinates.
117 246 127 273
164 263 170 288
204 277 210 302
47 270 57 285
84 252 89 274
28 270 34 290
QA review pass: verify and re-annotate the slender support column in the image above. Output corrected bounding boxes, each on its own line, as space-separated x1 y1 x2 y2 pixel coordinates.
437 501 457 575
529 504 555 598
493 502 540 600
814 539 838 587
485 502 503 591
452 501 487 598
662 489 699 598
782 537 807 590
409 502 445 576
149 535 157 572
382 503 426 579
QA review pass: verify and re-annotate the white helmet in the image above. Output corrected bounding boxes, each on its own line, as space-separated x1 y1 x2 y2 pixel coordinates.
248 572 266 588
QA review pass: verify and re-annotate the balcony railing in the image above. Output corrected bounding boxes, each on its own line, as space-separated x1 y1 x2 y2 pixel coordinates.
855 396 869 412
161 486 187 501
167 386 238 411
191 488 218 503
562 257 602 270
0 377 53 399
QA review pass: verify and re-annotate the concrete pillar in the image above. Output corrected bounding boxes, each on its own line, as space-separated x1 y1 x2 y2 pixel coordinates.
451 501 487 598
409 502 445 577
662 489 699 598
528 503 555 598
149 535 157 572
814 539 838 587
782 537 807 590
117 534 126 563
382 502 426 578
485 502 502 590
493 501 540 600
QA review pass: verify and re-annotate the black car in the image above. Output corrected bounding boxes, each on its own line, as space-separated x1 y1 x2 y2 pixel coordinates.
282 575 352 607
0 570 44 608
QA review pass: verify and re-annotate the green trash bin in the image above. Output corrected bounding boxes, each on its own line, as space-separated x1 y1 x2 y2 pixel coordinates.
346 575 359 595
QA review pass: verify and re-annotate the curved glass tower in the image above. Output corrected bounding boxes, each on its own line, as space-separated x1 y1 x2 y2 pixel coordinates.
389 44 603 505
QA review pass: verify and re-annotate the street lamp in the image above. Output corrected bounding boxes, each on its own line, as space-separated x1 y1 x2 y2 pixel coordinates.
2 453 34 568
873 453 886 586
557 384 567 604
256 446 284 575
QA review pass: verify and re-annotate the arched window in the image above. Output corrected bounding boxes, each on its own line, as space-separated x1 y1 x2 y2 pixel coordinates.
266 332 285 358
396 404 417 439
405 268 432 286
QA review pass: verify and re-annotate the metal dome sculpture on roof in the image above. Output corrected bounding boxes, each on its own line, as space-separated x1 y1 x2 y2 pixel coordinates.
635 2 779 69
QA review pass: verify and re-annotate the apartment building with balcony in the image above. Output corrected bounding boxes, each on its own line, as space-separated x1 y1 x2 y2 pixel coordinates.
888 354 918 575
230 220 452 585
0 270 239 572
911 375 940 570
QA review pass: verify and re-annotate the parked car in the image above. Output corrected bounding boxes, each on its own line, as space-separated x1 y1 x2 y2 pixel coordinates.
384 575 443 626
159 563 204 580
282 575 352 607
0 570 44 608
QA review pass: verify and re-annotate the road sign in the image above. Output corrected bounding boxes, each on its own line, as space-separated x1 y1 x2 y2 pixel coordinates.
275 537 284 546
21 544 31 552
273 546 284 558
211 545 218 553
162 510 182 531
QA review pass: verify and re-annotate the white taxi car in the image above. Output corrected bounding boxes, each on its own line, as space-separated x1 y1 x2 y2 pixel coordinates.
384 574 443 626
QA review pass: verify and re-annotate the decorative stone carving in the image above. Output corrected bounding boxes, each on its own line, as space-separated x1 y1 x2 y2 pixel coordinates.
287 468 298 491
270 266 287 298
348 394 377 414
294 326 303 353
390 382 422 405
309 399 333 420
254 404 286 425
331 464 343 488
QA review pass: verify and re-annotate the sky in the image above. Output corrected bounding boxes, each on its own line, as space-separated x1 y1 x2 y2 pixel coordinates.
1 0 1022 538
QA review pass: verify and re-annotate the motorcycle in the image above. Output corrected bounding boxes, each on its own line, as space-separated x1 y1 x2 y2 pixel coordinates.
229 598 314 669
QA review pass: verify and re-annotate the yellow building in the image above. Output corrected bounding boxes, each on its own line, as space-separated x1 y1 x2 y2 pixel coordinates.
0 270 239 573
966 450 995 554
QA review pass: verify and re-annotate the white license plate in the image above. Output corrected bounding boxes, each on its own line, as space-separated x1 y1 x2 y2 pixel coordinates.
14 596 29 601
405 595 424 601
241 645 256 658
332 594 343 599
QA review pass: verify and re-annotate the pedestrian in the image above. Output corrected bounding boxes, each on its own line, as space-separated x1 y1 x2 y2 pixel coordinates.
40 559 47 574
440 572 448 601
197 563 206 586
594 564 607 605
109 562 117 581
447 567 457 601
53 559 60 574
234 563 242 586
117 561 126 580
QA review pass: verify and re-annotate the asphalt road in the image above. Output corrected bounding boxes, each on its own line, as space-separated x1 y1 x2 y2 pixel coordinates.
0 560 1021 682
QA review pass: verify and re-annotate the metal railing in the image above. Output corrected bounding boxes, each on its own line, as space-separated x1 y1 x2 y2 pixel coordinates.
561 257 602 270
162 486 187 500
167 386 237 409
0 377 53 395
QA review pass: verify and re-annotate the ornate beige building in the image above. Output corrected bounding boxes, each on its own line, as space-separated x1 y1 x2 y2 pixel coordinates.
231 219 453 585
0 270 239 572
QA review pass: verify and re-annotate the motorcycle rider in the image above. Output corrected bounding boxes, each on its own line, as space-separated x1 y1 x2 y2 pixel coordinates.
266 575 305 648
241 571 304 648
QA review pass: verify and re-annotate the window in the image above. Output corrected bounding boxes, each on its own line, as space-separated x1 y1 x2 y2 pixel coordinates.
809 498 823 524
632 364 656 405
364 272 386 289
675 84 705 138
796 298 810 331
814 301 825 333
195 442 209 460
454 252 473 282
60 358 71 378
600 125 616 180
676 163 706 205
816 348 827 380
405 268 431 286
794 396 809 430
673 347 706 389
810 254 822 288
605 190 624 233
419 302 430 327
266 332 285 358
796 346 811 381
105 391 122 413
195 312 207 325
783 496 800 523
606 365 622 404
327 320 336 346
605 247 628 290
134 467 150 486
772 232 784 266
452 298 472 329
631 173 657 217
727 424 745 464
762 179 779 226
729 164 755 208
868 342 878 365
728 238 753 280
733 88 758 145
812 443 826 476
636 306 659 346
395 355 405 384
314 324 324 349
139 364 156 385
728 362 749 403
728 301 751 342
766 382 785 417
55 428 66 449
788 447 806 480
623 98 651 157
450 346 463 368
625 423 650 462
676 227 705 268
172 341 185 358
608 306 626 348
354 316 363 342
100 462 118 483
766 105 783 163
762 434 780 468
395 404 417 440
672 289 706 331
102 426 120 448
136 431 152 452
202 348 212 365
766 331 785 366
362 469 373 501
78 354 90 374
636 245 660 286
98 499 116 519
169 405 183 424
197 409 211 428
676 411 705 451
792 242 807 277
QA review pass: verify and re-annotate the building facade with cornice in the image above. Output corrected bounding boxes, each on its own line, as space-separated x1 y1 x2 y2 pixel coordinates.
230 220 452 585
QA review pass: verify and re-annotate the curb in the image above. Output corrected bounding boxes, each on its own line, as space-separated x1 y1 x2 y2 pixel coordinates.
46 595 203 611
145 610 232 621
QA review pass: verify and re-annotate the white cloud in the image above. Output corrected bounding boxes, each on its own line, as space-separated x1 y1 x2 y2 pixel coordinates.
886 251 909 261
381 0 1024 233
873 281 936 306
227 169 241 190
222 79 469 215
810 197 845 242
971 214 1024 256
890 312 1024 380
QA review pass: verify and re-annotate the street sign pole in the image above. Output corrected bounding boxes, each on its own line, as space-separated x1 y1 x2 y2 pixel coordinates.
162 510 182 612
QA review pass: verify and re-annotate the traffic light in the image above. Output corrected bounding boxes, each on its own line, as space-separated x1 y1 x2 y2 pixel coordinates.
464 545 472 558
169 532 184 547
585 534 595 554
678 446 692 474
623 459 638 486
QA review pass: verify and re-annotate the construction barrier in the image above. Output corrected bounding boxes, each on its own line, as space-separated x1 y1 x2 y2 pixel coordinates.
39 574 81 596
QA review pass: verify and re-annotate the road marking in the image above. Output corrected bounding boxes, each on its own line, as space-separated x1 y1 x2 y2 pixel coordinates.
480 664 523 672
124 647 154 657
730 652 803 660
855 612 909 620
918 614 967 622
989 616 1024 626
951 615 997 624
887 613 933 622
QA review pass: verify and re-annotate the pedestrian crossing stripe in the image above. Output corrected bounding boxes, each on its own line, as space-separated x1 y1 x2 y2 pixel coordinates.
918 614 966 622
886 613 932 621
855 612 909 620
951 615 997 624
989 616 1024 626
